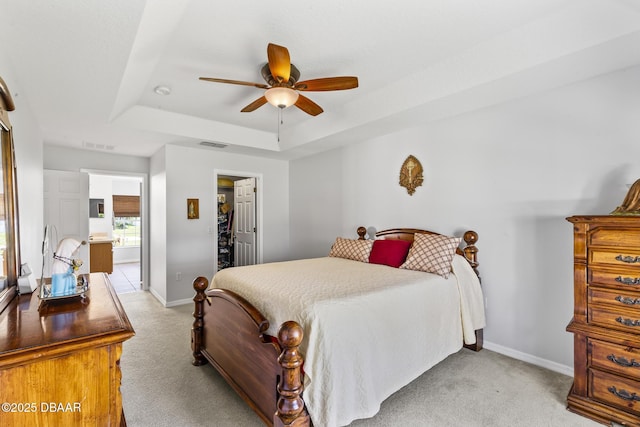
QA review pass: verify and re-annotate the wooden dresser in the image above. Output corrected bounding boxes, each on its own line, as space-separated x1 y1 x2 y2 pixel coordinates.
0 273 134 426
567 215 640 426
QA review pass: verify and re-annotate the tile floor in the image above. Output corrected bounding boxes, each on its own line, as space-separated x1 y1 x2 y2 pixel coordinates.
109 262 141 294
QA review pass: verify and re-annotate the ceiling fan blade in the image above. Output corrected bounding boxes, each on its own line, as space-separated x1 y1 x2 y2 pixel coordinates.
199 77 269 89
267 43 291 84
241 96 268 112
294 94 323 116
294 76 359 91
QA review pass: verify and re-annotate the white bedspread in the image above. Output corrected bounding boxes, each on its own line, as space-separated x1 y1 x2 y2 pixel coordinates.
211 255 485 427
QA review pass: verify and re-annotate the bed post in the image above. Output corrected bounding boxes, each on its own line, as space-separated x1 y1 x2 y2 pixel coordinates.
462 230 479 279
462 230 483 351
192 276 209 366
357 226 367 240
274 321 310 427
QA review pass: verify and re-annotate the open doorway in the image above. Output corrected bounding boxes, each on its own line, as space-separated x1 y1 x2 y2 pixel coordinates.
215 170 262 272
84 170 148 293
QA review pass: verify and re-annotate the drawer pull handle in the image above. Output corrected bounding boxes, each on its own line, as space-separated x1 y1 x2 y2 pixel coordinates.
608 386 640 402
615 295 640 305
607 354 640 368
615 276 640 285
615 255 640 264
615 316 640 327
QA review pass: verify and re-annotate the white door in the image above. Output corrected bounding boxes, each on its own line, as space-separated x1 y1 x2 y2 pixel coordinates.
43 170 90 275
234 177 256 267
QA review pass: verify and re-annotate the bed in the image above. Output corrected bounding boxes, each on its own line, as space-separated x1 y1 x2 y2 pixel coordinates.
191 227 485 427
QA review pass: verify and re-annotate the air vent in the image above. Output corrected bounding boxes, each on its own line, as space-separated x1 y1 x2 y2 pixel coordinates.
199 141 227 149
82 141 115 151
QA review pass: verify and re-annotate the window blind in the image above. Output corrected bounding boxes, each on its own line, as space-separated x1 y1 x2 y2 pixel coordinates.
112 195 140 217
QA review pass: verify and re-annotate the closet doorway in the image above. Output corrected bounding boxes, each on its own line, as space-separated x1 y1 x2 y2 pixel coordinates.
215 171 262 271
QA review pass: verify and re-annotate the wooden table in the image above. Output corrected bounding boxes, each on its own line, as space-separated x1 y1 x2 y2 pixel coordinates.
0 273 135 426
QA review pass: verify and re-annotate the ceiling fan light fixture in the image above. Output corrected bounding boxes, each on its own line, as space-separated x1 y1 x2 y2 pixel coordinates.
265 87 298 109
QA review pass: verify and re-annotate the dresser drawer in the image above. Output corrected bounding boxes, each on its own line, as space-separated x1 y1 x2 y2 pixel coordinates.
590 368 640 415
589 287 640 309
589 227 640 249
589 306 640 334
589 338 640 379
589 249 640 268
589 268 640 289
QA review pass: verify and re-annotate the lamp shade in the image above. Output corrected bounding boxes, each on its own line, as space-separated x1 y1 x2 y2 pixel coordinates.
265 87 299 109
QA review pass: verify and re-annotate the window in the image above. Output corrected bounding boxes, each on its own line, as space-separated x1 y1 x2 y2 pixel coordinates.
113 216 140 247
112 195 140 247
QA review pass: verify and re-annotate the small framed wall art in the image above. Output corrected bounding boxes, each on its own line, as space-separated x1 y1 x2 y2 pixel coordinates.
187 198 199 219
399 155 424 195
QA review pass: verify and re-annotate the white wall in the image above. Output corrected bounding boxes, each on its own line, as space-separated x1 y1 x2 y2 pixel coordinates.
44 145 149 174
89 174 114 238
289 148 344 259
0 55 44 278
156 144 289 305
289 65 640 373
150 148 167 302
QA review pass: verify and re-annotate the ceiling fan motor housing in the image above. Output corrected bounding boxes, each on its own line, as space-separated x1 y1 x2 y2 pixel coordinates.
261 63 300 87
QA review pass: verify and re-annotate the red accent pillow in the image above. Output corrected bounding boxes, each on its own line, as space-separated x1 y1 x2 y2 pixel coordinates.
368 239 412 268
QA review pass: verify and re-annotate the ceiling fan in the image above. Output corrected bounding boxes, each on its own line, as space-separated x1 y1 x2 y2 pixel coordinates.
199 43 358 116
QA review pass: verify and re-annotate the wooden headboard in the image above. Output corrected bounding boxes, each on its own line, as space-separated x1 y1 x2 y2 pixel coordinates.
356 226 480 279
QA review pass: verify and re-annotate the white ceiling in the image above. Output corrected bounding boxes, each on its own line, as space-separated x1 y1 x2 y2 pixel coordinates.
1 0 639 159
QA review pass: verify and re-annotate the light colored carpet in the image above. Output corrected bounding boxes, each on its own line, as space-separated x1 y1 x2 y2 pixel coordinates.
118 291 599 427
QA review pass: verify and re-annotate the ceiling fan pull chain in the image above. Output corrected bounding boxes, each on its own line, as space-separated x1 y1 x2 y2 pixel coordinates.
277 108 281 142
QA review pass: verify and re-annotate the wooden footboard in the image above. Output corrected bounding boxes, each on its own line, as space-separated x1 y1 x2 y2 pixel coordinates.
191 277 310 427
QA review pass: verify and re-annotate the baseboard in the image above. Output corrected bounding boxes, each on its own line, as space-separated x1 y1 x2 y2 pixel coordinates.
148 287 195 308
484 340 574 377
165 297 193 308
148 287 167 306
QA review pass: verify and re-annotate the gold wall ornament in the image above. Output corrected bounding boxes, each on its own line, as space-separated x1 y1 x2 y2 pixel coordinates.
399 155 424 195
187 198 199 219
611 178 640 215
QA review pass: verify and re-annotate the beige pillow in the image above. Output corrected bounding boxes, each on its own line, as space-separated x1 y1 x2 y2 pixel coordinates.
400 233 461 278
328 237 373 263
